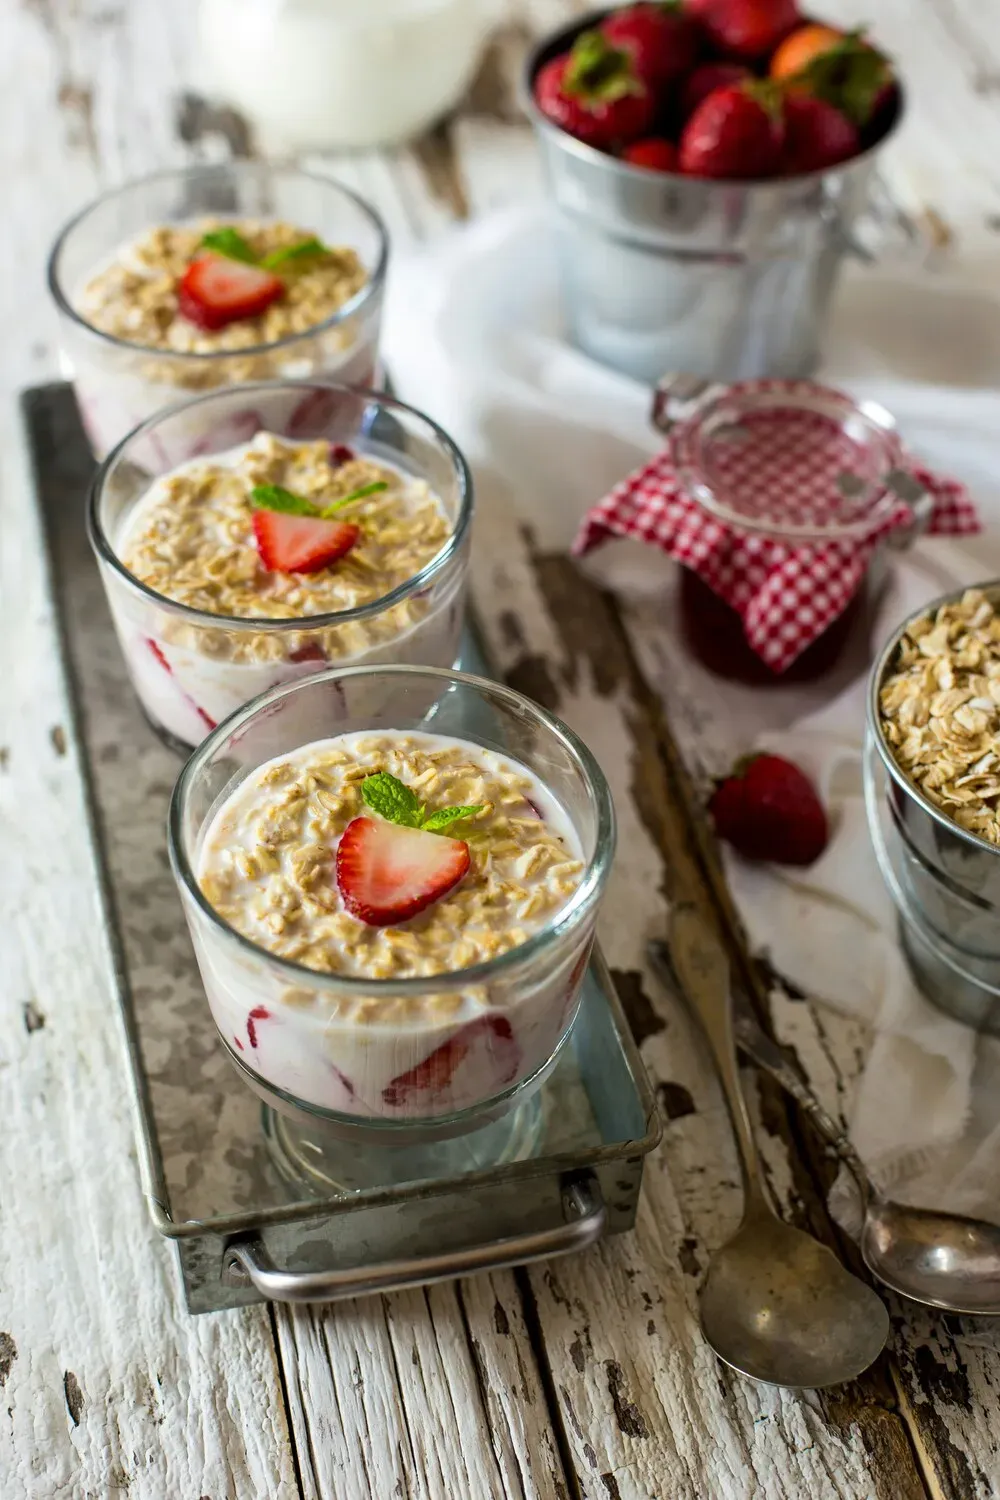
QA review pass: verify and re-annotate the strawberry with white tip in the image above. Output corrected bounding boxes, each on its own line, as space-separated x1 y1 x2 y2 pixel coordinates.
336 771 485 927
252 511 359 575
248 478 388 575
178 253 284 330
336 818 471 927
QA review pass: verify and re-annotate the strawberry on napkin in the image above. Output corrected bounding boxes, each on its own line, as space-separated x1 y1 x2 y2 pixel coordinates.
573 382 980 674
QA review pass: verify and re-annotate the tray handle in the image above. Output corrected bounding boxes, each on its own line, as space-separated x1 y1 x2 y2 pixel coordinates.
221 1173 606 1303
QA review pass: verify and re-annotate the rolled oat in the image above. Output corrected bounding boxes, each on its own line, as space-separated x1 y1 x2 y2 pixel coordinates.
879 588 1000 843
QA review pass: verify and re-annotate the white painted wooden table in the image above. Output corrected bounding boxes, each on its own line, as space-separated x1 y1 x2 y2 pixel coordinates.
5 2 1000 1497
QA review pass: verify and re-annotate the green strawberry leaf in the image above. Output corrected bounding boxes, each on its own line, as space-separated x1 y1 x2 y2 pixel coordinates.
321 480 388 517
743 78 784 125
200 228 259 265
564 29 639 103
250 484 319 517
261 236 330 270
421 805 486 833
792 32 891 126
361 772 423 827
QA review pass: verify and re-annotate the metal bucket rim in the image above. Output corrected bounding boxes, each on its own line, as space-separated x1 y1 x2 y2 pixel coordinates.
868 578 1000 860
521 6 907 194
865 730 1000 1000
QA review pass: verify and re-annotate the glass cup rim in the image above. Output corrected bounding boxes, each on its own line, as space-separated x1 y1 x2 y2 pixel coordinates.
167 663 617 996
85 378 474 632
46 161 389 362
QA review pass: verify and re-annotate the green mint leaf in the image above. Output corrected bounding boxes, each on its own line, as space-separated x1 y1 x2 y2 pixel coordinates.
250 484 319 517
200 228 259 265
421 805 485 833
261 236 329 270
321 480 388 517
361 772 423 827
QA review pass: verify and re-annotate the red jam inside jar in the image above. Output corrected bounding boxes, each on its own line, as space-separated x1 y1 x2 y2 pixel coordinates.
678 567 864 684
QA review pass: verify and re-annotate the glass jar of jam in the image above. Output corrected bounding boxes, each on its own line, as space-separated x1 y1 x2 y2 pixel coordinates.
652 376 931 685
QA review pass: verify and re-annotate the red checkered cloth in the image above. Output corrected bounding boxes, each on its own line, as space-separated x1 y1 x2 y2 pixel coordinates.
573 393 980 674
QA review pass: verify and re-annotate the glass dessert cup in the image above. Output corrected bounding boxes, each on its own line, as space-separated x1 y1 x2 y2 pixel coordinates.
87 380 473 754
168 665 616 1192
48 162 387 459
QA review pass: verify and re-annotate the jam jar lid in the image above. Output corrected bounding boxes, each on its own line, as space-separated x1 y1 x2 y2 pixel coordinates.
652 375 929 544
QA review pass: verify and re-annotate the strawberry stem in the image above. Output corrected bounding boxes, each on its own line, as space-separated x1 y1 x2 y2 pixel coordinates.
564 29 641 103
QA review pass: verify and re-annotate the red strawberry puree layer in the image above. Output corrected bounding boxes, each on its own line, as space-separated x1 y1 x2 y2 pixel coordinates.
193 730 592 1120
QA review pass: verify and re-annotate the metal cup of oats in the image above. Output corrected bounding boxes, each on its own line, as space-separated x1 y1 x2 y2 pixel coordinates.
87 380 473 753
168 665 615 1173
869 584 1000 970
47 163 387 459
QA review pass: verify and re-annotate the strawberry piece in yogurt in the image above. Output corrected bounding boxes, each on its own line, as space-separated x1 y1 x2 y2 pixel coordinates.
146 638 217 731
382 1015 521 1108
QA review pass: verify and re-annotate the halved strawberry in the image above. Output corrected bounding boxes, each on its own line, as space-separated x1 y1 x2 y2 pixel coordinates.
252 510 359 574
382 1016 520 1107
336 816 470 927
177 253 284 330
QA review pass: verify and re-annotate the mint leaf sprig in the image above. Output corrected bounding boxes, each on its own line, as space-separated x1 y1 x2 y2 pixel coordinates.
199 229 332 272
199 228 259 264
262 236 328 270
251 481 387 519
361 771 485 835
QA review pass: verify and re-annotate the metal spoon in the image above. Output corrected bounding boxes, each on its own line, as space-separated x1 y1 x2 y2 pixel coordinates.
665 907 890 1388
650 938 1000 1317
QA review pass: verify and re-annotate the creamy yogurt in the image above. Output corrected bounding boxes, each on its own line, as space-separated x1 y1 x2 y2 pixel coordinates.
103 433 465 748
192 730 591 1119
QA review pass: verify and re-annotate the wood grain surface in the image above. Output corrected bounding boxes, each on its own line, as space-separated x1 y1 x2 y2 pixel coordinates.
3 0 1000 1496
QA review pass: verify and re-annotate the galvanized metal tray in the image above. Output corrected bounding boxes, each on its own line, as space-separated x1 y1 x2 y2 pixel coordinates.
24 380 661 1313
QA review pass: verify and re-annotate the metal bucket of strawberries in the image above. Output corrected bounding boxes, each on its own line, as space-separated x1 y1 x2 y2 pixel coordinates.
522 3 903 385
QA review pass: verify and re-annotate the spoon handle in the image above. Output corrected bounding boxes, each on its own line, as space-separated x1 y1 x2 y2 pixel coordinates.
730 1013 871 1201
649 938 871 1200
667 905 766 1202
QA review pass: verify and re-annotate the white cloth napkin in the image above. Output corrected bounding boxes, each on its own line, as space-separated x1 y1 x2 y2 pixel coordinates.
384 207 1000 1226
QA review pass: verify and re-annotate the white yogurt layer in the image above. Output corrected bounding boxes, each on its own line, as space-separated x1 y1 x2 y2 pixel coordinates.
72 334 377 462
103 432 464 748
189 730 592 1119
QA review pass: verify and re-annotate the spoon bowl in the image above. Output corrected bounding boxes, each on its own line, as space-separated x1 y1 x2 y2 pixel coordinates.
862 1202 1000 1315
702 1207 890 1388
665 908 889 1389
649 936 1000 1319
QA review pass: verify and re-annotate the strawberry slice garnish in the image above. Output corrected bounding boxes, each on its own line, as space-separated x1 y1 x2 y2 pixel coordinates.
336 816 470 927
177 252 284 331
252 510 359 575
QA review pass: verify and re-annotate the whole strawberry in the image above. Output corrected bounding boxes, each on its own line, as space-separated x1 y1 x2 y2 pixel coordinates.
602 3 700 90
685 0 800 60
772 24 895 130
781 92 859 174
708 753 828 866
622 136 679 171
679 80 785 178
680 61 751 122
534 29 655 150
